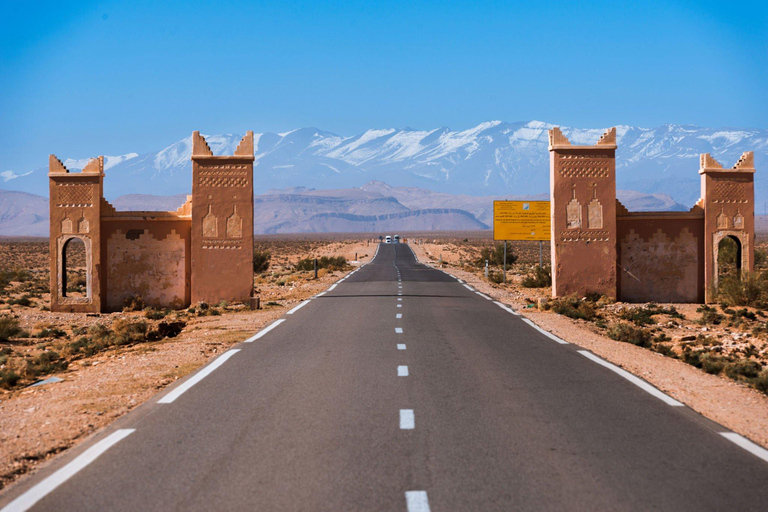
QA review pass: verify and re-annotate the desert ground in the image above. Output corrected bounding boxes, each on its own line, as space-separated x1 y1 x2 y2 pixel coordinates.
2 232 768 490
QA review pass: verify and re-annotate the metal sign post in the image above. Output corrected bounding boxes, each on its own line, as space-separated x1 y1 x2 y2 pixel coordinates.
539 241 543 268
503 241 507 283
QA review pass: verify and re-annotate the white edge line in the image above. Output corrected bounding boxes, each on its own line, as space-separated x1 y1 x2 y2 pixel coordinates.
405 490 431 512
1 429 135 512
315 292 326 297
245 319 286 342
493 301 518 315
720 432 768 464
578 350 684 406
521 318 568 344
328 283 338 291
158 349 241 404
463 284 473 291
287 300 310 315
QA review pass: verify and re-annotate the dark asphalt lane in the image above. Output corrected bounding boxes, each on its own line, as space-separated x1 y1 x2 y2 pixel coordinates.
3 243 768 511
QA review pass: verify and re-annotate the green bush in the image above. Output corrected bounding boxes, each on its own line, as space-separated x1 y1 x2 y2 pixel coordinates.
25 350 68 378
253 249 271 273
607 322 651 347
295 256 347 271
521 266 551 288
697 305 724 325
476 244 517 268
725 359 762 380
550 295 597 321
0 315 22 342
0 369 20 389
618 306 657 327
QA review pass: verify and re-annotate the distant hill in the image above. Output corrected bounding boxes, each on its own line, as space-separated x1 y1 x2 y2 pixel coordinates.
0 183 687 236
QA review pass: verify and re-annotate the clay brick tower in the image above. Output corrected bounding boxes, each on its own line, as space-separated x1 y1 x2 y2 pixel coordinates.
190 131 255 304
549 127 618 298
700 152 755 302
48 155 104 313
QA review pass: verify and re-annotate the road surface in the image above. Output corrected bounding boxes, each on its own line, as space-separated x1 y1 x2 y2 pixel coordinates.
3 243 768 511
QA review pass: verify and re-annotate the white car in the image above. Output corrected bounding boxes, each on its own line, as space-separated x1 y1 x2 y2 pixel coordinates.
393 235 401 243
385 236 392 243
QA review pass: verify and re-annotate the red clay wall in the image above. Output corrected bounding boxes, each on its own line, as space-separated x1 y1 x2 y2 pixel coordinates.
617 215 705 303
101 219 191 312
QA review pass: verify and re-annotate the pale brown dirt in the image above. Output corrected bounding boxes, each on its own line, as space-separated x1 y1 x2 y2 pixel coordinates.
410 241 768 450
0 239 372 491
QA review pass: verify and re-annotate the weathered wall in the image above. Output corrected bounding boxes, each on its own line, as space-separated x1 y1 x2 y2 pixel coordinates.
101 220 191 311
617 215 704 303
48 156 104 313
549 128 618 298
190 132 255 304
701 153 755 301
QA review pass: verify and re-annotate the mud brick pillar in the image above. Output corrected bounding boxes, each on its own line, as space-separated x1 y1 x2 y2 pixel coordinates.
190 131 255 304
549 127 618 299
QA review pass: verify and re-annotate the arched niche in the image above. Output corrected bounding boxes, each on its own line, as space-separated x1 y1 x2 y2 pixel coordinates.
56 235 93 304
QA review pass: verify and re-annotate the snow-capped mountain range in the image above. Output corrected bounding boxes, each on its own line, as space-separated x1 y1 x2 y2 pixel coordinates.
2 121 766 208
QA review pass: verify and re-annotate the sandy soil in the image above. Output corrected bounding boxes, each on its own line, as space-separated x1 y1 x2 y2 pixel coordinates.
410 241 768 450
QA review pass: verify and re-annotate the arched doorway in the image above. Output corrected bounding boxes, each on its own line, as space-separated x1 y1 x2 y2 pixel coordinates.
61 237 88 299
716 235 742 289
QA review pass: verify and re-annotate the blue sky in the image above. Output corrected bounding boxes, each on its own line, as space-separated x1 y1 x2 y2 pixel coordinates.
1 0 766 172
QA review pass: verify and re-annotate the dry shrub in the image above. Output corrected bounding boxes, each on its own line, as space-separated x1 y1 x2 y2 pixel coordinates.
607 322 651 347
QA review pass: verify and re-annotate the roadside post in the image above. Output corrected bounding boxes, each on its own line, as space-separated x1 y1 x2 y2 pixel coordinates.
503 241 507 282
314 258 318 279
485 260 489 278
493 200 551 278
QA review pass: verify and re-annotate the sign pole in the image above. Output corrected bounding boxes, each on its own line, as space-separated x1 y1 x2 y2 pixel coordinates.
503 241 507 283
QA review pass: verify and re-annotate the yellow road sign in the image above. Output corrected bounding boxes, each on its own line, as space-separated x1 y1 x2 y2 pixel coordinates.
493 201 551 241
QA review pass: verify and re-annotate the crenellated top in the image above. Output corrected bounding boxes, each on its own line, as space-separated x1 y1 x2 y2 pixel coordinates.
49 155 69 175
82 156 104 174
192 131 213 156
548 127 571 147
234 131 254 157
596 127 616 146
191 131 255 160
549 127 617 150
699 151 755 174
49 155 104 176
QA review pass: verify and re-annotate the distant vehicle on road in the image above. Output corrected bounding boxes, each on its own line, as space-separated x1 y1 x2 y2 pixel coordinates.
393 235 401 243
385 236 392 243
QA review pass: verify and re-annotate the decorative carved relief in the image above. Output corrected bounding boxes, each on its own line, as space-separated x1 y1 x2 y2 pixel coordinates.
56 184 93 207
201 239 243 250
202 205 218 237
566 187 582 229
716 211 728 230
198 176 249 188
710 179 750 204
226 206 243 238
61 217 73 234
587 185 603 229
558 153 612 178
77 214 89 234
733 212 744 229
559 230 611 243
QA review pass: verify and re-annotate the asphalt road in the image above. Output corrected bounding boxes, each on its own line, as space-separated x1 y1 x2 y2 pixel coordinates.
3 243 768 511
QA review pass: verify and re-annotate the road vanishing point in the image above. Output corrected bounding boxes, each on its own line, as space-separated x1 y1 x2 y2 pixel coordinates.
3 243 768 511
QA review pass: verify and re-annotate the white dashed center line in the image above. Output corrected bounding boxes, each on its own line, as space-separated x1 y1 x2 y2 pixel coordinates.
396 313 402 319
395 327 403 334
397 304 402 308
398 298 403 301
400 409 415 429
398 365 409 376
405 491 431 512
397 344 406 350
